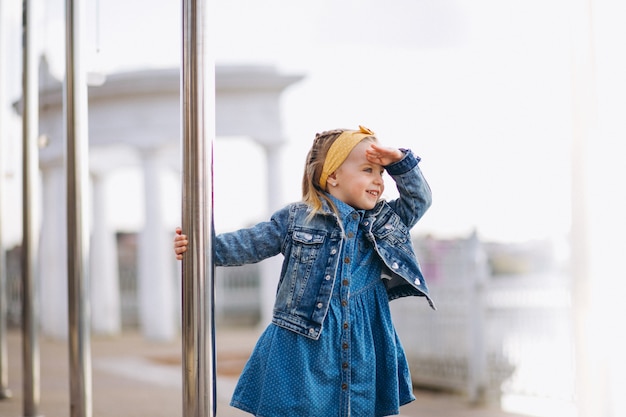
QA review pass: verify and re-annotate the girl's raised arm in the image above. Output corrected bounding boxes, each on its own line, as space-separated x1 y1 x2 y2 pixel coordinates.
385 150 432 229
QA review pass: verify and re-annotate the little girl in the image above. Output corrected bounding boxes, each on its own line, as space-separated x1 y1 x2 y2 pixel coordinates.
174 126 434 417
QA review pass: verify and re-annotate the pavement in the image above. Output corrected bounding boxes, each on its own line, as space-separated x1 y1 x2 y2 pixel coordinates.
0 325 527 417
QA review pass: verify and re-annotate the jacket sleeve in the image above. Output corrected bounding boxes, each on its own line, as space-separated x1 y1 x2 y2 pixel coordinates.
214 205 290 266
385 149 432 229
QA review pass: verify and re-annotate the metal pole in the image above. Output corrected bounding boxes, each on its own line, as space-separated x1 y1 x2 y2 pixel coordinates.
181 0 216 414
21 0 41 415
0 0 13 400
65 0 92 415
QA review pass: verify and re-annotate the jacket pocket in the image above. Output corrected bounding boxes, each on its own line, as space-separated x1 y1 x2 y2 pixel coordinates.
371 215 408 244
291 230 325 264
279 230 326 310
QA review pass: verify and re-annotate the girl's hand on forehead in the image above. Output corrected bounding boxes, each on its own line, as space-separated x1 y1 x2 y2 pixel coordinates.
365 143 404 166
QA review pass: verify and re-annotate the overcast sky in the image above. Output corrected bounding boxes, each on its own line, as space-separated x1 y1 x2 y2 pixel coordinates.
0 0 585 245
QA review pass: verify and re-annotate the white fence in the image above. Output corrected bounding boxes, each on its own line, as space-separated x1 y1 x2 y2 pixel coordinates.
3 237 262 329
214 264 261 325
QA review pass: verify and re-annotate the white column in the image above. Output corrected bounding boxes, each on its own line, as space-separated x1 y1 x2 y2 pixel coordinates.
259 143 283 327
89 173 121 335
138 149 176 340
39 164 68 339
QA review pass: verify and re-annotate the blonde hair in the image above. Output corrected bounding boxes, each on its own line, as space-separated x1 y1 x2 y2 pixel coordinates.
302 129 376 217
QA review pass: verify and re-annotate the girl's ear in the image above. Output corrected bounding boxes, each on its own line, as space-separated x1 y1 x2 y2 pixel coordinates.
328 172 337 187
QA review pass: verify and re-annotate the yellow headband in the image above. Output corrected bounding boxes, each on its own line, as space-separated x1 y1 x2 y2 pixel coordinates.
319 125 375 189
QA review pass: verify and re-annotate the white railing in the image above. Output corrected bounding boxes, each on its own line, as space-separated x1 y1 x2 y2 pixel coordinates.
214 264 261 325
392 234 575 412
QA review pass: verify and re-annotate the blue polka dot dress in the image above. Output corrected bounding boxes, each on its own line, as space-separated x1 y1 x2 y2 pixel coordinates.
230 197 415 417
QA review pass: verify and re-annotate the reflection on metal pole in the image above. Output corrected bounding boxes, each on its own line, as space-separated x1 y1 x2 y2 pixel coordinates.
65 0 93 416
0 0 13 401
181 0 216 415
22 0 41 415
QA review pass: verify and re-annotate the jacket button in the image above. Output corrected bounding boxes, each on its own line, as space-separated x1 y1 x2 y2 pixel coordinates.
392 262 399 270
363 221 369 226
309 328 315 335
347 232 354 238
317 302 323 308
342 362 349 369
342 343 348 349
325 275 331 280
351 213 359 220
341 383 348 390
414 278 421 286
342 279 349 286
330 248 337 255
344 257 350 264
341 300 347 307
384 223 393 229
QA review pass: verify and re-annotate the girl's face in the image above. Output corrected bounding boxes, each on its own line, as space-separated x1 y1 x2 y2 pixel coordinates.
327 140 384 210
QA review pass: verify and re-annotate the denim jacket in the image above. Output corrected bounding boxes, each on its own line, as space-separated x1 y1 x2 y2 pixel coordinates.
214 150 434 340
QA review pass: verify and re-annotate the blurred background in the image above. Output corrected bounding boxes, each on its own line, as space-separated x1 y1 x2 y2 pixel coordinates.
2 0 578 243
1 0 625 416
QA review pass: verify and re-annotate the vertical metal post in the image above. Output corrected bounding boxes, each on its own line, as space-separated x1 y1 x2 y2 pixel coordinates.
181 0 216 415
65 0 93 416
0 0 13 400
21 0 41 415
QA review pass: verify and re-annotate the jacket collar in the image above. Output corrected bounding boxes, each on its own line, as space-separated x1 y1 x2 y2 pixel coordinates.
307 194 386 219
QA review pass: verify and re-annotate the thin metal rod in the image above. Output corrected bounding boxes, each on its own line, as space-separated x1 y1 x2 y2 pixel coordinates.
181 0 216 415
21 0 41 415
0 0 13 400
65 0 93 416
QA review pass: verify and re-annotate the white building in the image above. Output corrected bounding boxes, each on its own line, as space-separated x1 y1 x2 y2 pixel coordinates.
31 58 302 340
